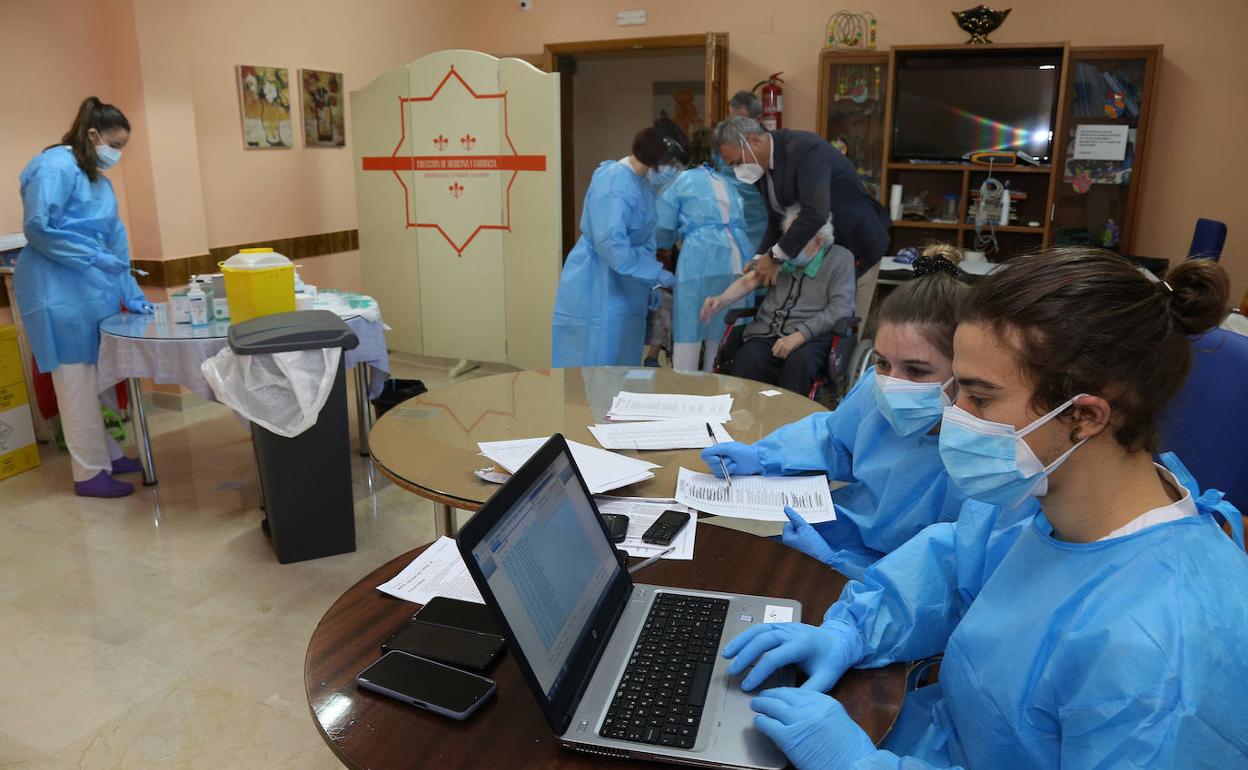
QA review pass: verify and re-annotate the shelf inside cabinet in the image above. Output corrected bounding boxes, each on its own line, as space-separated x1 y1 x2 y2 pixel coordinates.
886 162 1052 175
891 220 961 230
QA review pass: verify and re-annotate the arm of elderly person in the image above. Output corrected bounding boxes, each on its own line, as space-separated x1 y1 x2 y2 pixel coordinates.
794 245 856 341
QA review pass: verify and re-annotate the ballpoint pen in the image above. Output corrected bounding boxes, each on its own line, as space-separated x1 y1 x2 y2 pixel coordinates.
706 422 733 489
628 546 676 575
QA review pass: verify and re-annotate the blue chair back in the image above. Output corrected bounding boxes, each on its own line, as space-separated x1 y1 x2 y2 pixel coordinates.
1159 327 1248 511
1188 218 1227 260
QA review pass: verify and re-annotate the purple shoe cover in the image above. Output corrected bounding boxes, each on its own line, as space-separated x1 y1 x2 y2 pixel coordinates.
74 470 135 498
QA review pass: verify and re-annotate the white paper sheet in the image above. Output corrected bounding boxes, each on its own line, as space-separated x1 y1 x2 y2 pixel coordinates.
478 437 658 494
1073 124 1130 161
606 392 733 422
376 536 484 604
588 419 732 451
594 496 697 560
674 467 837 523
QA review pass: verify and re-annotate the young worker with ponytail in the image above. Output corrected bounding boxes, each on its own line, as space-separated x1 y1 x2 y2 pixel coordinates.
14 97 150 498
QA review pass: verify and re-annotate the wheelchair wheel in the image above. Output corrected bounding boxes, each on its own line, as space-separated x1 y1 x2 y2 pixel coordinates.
847 336 874 389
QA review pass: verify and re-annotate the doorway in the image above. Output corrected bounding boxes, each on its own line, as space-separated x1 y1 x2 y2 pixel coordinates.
542 34 729 256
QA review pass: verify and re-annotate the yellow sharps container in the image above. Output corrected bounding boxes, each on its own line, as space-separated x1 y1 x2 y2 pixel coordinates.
220 248 295 324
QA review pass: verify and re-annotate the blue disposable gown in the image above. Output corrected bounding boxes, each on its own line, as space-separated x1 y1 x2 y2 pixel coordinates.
14 146 145 371
753 369 966 580
551 160 665 368
823 458 1248 768
655 166 753 344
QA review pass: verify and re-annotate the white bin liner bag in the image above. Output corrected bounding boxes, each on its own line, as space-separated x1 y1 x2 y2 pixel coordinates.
202 346 341 438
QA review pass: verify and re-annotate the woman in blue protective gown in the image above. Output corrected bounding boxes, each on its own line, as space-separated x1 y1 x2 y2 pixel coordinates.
654 129 755 372
550 124 686 367
14 97 151 498
701 245 971 580
722 249 1248 769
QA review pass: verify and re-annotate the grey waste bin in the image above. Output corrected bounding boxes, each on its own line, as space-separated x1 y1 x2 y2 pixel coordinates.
228 310 360 564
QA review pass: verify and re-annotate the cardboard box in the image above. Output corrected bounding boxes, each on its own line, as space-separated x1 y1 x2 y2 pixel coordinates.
0 325 22 388
0 328 40 481
0 401 40 481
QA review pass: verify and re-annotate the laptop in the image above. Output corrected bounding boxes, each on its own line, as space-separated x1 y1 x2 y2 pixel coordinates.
457 434 798 769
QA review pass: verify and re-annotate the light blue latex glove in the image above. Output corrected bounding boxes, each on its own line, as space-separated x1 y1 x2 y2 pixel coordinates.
722 618 863 692
123 297 153 314
751 687 876 770
700 441 761 477
92 254 129 275
657 268 675 289
781 506 836 564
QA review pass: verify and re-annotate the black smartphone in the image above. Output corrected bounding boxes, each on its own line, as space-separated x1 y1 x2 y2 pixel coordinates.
641 509 691 545
356 650 495 720
381 619 506 671
599 513 630 543
412 596 502 636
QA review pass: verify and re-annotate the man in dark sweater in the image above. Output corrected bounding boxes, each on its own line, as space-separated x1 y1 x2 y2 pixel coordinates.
713 116 890 321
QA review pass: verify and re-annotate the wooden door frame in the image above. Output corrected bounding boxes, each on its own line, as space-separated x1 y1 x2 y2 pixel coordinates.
541 34 729 257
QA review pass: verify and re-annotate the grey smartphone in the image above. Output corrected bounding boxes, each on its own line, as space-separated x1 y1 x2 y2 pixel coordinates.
356 650 496 720
599 513 629 543
641 509 690 545
381 619 505 670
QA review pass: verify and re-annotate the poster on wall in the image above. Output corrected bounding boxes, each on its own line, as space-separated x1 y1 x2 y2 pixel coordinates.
301 69 346 147
236 65 293 149
652 81 704 137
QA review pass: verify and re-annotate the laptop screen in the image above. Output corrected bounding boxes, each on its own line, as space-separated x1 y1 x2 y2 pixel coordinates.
468 450 622 698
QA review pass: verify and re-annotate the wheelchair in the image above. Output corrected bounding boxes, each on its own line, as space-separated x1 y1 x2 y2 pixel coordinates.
712 307 865 406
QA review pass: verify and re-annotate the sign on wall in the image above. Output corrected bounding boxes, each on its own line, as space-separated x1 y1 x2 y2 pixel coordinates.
352 50 561 368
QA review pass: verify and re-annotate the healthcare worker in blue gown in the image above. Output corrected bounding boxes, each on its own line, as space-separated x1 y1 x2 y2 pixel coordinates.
550 123 687 367
655 140 755 372
701 246 971 580
720 249 1248 769
14 97 151 499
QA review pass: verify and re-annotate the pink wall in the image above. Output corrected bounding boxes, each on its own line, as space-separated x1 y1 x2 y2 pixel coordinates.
463 0 1248 300
181 0 465 249
3 0 1244 303
0 1 134 235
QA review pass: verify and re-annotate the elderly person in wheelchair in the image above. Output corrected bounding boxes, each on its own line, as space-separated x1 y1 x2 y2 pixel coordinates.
701 207 856 397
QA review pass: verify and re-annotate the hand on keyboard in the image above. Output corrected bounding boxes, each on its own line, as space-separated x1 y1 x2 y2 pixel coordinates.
721 619 864 693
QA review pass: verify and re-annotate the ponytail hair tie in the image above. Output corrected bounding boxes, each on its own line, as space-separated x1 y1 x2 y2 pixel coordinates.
912 255 960 278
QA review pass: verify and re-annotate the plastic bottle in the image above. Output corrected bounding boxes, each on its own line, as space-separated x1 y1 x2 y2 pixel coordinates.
188 281 209 326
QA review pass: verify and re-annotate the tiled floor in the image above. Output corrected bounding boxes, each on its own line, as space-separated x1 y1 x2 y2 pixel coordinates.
0 354 514 769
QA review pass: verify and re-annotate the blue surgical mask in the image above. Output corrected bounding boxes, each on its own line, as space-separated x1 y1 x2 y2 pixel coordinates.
647 164 679 190
938 396 1088 507
873 372 953 437
95 144 121 169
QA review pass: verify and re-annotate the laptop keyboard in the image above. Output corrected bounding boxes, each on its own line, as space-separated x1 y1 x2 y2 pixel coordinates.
599 593 730 749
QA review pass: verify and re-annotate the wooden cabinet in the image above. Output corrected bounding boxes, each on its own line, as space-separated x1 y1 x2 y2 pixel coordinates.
815 44 1161 261
816 50 889 200
1050 46 1161 255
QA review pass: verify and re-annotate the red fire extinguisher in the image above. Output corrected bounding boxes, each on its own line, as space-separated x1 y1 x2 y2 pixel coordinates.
754 72 784 131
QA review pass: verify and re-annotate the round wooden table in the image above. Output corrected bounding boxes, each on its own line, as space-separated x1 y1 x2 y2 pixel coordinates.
306 526 905 769
368 367 829 533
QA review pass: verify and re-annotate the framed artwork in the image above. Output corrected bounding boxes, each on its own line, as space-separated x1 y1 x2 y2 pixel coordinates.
237 65 293 149
301 69 346 147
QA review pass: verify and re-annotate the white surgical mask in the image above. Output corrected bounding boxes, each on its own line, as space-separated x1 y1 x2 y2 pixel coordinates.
95 144 122 169
733 138 764 184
